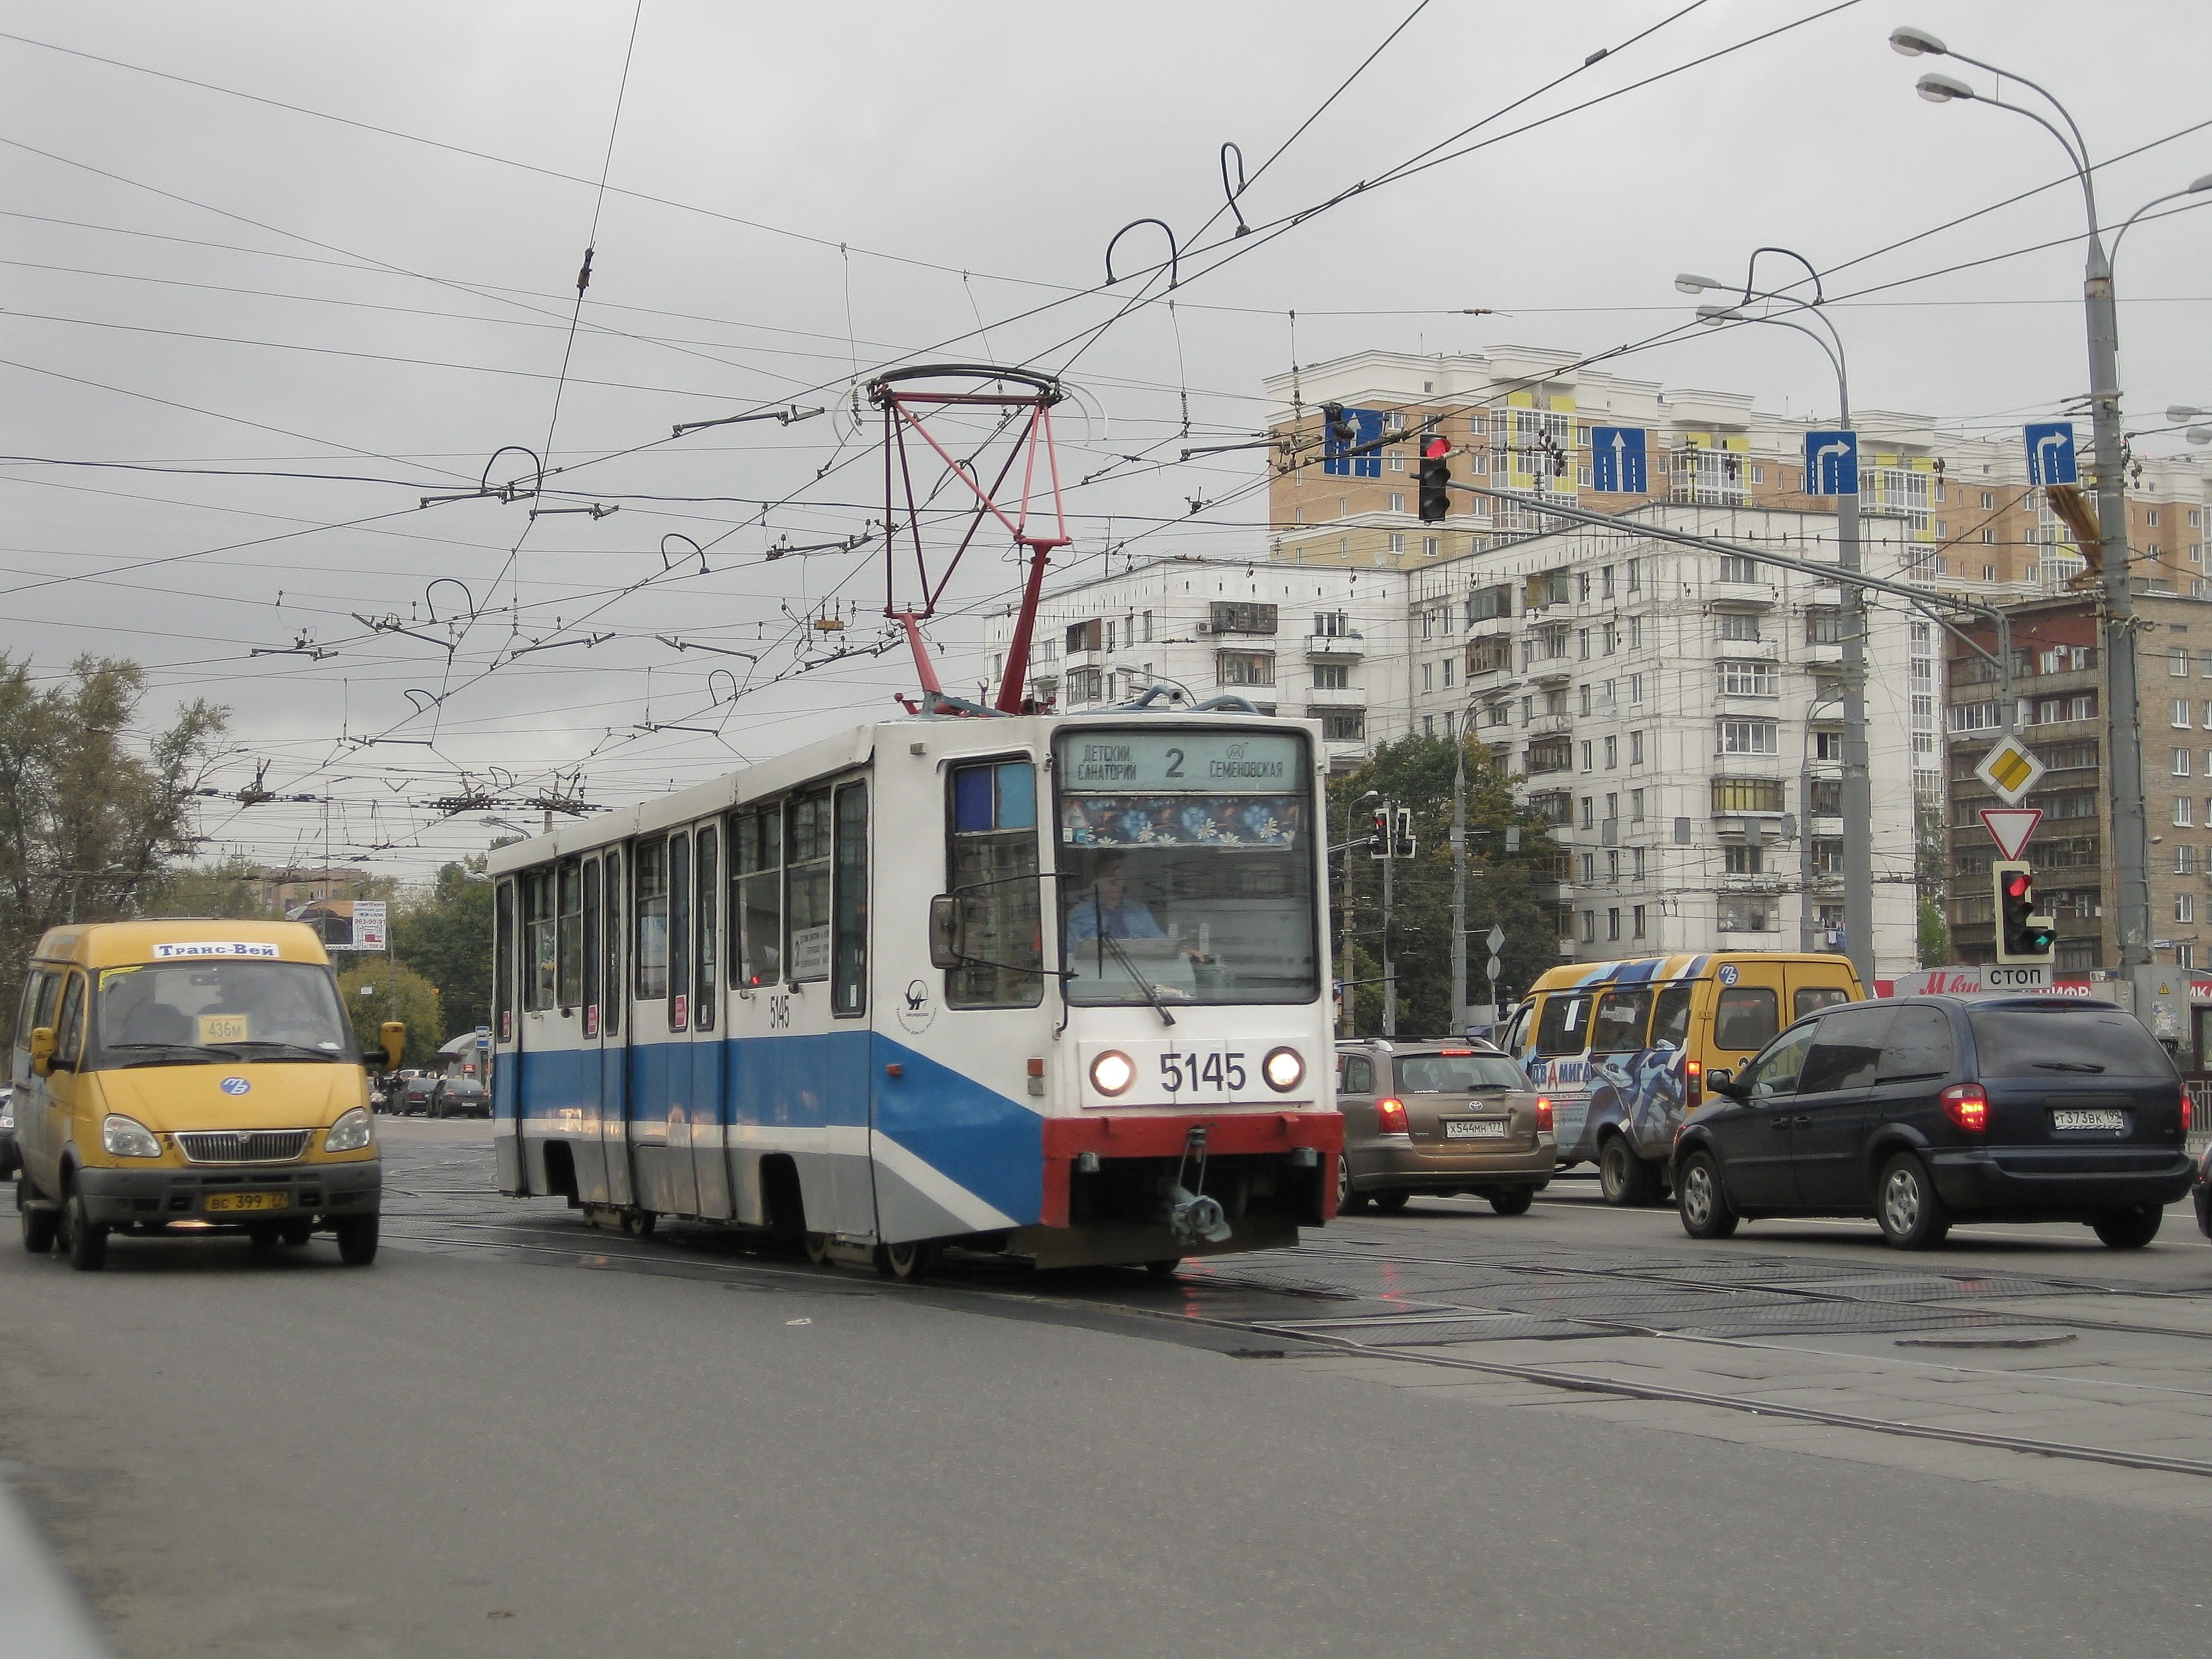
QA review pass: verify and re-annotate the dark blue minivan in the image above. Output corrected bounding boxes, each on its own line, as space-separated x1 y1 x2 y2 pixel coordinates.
1673 995 2194 1250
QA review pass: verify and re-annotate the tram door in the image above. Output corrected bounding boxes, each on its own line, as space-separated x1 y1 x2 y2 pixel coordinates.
597 843 634 1208
628 830 701 1217
688 818 733 1218
491 876 521 1193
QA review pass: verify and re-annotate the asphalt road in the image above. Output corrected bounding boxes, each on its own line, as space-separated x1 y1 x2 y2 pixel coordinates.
3 1121 2207 1658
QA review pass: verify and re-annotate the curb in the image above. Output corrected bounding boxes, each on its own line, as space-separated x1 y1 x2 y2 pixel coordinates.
0 1472 114 1658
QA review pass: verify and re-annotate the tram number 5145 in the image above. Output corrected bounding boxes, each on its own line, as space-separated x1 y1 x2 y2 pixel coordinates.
769 994 792 1030
1161 1050 1245 1093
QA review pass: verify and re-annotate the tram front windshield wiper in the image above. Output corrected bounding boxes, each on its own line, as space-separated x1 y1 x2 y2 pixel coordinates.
1087 887 1176 1028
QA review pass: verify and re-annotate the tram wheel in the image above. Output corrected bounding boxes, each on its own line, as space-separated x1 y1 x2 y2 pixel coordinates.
1144 1258 1182 1279
876 1239 933 1281
620 1208 657 1239
804 1232 831 1265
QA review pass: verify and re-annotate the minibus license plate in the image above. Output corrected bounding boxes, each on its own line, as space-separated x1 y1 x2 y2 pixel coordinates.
1443 1119 1506 1140
206 1191 289 1213
2050 1108 2126 1133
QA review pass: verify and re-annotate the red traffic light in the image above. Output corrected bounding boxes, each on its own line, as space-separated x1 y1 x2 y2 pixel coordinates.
1423 436 1449 459
2005 874 2031 899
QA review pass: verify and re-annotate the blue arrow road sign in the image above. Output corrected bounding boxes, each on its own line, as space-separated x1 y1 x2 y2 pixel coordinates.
1804 429 1858 497
1589 426 1647 493
2025 421 2077 486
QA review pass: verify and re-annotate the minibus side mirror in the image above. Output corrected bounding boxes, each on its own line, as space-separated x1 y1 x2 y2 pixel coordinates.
927 895 964 970
28 1025 55 1078
379 1021 406 1073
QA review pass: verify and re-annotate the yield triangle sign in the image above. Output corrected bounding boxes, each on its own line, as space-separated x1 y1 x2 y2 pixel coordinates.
1980 807 2042 862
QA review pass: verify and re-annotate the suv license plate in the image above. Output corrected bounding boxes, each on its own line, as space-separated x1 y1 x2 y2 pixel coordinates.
1443 1119 1507 1140
206 1191 289 1213
2051 1108 2127 1132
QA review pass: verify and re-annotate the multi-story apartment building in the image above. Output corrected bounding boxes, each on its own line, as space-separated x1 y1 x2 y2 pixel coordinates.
1400 503 1920 976
979 555 1412 773
1945 587 2212 992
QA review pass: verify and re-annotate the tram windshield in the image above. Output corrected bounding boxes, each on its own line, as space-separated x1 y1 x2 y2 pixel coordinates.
1054 728 1318 1006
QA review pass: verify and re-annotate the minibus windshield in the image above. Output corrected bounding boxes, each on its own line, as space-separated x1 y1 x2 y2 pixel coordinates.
1054 728 1318 1007
92 960 354 1067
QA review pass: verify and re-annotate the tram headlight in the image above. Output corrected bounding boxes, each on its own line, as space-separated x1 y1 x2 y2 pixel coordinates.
1089 1050 1136 1097
1261 1047 1305 1093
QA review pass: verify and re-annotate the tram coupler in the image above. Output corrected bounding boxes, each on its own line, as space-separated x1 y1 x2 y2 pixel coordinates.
1167 1125 1232 1246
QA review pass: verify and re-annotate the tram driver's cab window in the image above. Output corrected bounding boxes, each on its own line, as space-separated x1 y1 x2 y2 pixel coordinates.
945 759 1042 1009
1054 729 1318 1007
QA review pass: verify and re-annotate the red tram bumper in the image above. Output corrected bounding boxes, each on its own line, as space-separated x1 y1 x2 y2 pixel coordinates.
1040 1110 1342 1228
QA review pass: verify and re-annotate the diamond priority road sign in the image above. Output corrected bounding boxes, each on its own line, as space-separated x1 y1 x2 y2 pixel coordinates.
1980 806 2042 862
1973 732 2046 805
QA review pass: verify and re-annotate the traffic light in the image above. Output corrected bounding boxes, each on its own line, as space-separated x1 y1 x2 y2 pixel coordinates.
1418 434 1451 523
1370 804 1391 859
1993 861 2056 964
1392 805 1417 860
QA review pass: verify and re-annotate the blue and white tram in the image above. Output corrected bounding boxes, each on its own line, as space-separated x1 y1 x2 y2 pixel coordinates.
487 711 1342 1272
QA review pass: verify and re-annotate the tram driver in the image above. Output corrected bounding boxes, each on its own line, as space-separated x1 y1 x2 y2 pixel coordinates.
1066 854 1167 942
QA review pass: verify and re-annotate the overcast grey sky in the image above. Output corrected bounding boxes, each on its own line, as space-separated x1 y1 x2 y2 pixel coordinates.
2 0 2206 878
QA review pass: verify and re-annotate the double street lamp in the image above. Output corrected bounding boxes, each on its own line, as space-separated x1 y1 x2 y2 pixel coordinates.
1675 253 1875 988
1892 23 2200 977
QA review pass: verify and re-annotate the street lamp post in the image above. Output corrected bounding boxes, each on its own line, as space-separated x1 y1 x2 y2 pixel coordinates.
1894 25 2155 975
1677 251 1875 987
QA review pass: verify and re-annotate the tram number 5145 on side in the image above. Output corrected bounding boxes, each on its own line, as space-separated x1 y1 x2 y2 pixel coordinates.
768 994 792 1030
1161 1050 1246 1094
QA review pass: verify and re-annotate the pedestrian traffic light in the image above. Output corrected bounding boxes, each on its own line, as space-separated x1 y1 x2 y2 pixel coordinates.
1392 805 1417 859
1418 434 1450 523
1370 803 1391 859
1992 861 2056 964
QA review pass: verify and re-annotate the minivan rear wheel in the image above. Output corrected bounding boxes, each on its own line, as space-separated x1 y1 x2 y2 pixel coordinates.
1876 1153 1950 1250
2092 1205 2163 1250
1676 1150 1738 1240
1599 1135 1658 1207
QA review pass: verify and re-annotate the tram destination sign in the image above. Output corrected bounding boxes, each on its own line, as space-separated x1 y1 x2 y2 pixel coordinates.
1056 732 1302 793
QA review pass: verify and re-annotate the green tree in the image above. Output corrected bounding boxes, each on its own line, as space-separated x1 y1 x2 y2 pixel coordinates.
0 655 226 1038
1326 734 1563 1037
391 858 494 1036
145 856 278 920
335 960 444 1067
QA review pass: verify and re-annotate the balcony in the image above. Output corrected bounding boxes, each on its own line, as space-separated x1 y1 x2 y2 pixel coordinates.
1527 659 1573 686
1304 683 1365 708
1711 581 1778 608
1714 637 1778 660
1305 632 1366 662
1717 874 1789 894
1526 711 1573 738
1804 640 1845 669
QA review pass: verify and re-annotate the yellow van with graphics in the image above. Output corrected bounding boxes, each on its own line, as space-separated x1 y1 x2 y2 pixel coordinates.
1503 951 1863 1206
12 920 403 1270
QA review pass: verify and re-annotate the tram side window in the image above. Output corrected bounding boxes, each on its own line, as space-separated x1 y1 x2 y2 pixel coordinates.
732 808 782 988
635 840 669 1002
945 760 1042 1008
523 868 556 1012
786 793 833 984
694 823 717 1031
668 832 692 1030
557 859 583 1010
603 847 623 1035
581 859 602 1034
494 882 514 1041
832 781 868 1017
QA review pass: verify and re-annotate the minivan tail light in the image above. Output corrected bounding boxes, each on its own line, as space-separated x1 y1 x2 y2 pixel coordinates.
1534 1096 1554 1133
2182 1085 2194 1134
1375 1097 1410 1135
1684 1059 1702 1111
1941 1082 1989 1133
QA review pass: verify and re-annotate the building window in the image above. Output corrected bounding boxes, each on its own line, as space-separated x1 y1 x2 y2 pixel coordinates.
1632 904 1647 939
1626 558 1641 592
1814 730 1843 761
1318 709 1366 741
1580 741 1594 772
2177 894 2196 925
1718 719 1778 755
2177 749 2196 777
1630 731 1646 766
1630 788 1646 820
1629 671 1644 703
1724 844 1765 875
1607 908 1621 942
1442 658 1454 689
1423 716 1435 737
1633 847 1646 878
1712 777 1785 814
1581 910 1598 943
1716 900 1775 934
1215 651 1275 686
1604 736 1618 769
1717 612 1761 642
1421 663 1433 694
1718 554 1760 583
2174 650 2193 677
1423 535 1439 558
1718 660 1778 697
2181 944 2197 969
1388 494 1406 515
2178 797 2197 827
